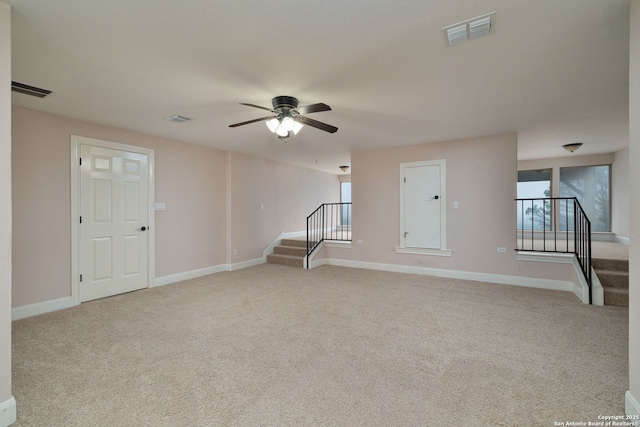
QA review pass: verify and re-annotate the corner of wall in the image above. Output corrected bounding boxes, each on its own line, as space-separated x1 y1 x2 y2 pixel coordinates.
0 0 14 417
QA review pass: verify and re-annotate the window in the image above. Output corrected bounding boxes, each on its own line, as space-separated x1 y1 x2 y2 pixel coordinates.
560 165 610 232
517 169 551 230
340 181 351 226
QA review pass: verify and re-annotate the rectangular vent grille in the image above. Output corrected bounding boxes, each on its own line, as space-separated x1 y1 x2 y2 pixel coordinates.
11 81 53 98
442 12 496 47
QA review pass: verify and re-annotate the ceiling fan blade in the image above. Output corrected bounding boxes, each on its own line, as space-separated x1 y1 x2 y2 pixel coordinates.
240 103 276 113
297 103 332 115
229 116 274 128
298 116 338 133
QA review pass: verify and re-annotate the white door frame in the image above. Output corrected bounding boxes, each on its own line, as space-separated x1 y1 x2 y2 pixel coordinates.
396 159 452 256
70 135 155 305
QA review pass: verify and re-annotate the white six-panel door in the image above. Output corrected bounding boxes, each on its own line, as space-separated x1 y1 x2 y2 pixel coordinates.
79 144 150 302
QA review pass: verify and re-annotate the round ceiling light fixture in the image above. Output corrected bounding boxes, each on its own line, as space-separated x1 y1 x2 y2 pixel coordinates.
563 143 583 153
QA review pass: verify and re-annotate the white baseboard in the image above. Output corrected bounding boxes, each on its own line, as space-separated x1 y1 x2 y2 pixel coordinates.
627 390 640 418
616 236 630 245
153 264 227 287
516 251 600 305
12 297 75 321
0 396 16 427
13 261 266 320
320 258 573 292
227 257 266 271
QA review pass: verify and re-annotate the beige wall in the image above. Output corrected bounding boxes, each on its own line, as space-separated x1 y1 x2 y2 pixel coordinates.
11 107 228 307
326 133 574 282
628 0 640 415
11 106 340 308
612 147 630 239
0 0 12 411
228 151 339 262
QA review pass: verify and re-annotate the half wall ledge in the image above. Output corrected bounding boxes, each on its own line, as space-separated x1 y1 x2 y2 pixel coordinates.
394 247 453 257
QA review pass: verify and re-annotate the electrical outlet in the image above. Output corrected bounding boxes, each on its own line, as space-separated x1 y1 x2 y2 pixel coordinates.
233 249 238 256
497 247 507 253
453 201 459 209
357 240 364 244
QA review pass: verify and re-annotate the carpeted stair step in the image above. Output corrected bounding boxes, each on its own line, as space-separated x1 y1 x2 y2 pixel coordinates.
274 245 307 257
603 286 629 308
592 258 629 272
266 239 312 268
595 270 629 289
280 238 309 248
266 253 304 267
592 257 629 307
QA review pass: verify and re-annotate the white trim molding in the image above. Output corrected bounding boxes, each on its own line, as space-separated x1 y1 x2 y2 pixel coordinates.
394 247 453 257
0 396 16 427
153 264 227 287
627 391 640 418
228 258 266 272
12 297 76 321
13 260 266 320
516 251 603 305
319 258 573 292
616 236 630 245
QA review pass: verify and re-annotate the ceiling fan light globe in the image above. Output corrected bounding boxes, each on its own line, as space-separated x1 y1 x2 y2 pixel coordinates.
281 116 295 132
276 126 289 137
266 118 279 133
292 121 303 135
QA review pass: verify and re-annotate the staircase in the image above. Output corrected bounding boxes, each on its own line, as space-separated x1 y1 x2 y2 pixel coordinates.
266 239 307 267
593 258 629 307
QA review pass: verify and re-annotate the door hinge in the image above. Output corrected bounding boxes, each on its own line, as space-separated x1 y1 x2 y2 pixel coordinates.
80 274 83 282
79 216 82 224
404 177 406 183
79 157 82 166
404 232 408 237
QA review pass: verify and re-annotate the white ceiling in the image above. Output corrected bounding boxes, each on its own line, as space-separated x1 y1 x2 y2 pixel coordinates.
7 0 630 174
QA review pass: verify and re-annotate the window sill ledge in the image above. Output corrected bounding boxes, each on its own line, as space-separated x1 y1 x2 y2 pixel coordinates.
325 241 352 249
394 247 453 257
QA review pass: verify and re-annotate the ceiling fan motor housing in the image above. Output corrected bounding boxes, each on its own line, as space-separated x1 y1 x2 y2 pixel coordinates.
272 96 299 111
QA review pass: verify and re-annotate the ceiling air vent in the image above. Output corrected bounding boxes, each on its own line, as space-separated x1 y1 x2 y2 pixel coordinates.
442 12 496 47
166 114 192 123
11 81 53 98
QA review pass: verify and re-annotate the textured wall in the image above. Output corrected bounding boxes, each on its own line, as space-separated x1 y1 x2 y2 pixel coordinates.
11 107 228 307
628 0 640 415
325 133 574 283
228 151 339 262
0 0 13 411
11 106 340 308
612 147 630 239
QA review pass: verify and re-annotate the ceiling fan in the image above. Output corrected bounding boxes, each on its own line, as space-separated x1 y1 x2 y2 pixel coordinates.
229 96 338 140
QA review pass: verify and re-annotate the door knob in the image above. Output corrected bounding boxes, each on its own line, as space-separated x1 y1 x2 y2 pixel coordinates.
140 226 147 231
433 195 439 200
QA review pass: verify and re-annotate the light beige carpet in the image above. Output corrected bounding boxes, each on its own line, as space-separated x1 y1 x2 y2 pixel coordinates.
12 264 628 426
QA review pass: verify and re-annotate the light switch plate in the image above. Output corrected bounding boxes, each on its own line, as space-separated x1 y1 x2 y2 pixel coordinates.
154 202 166 211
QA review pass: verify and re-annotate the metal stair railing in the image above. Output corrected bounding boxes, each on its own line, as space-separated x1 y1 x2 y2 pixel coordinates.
306 202 352 268
515 197 592 304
